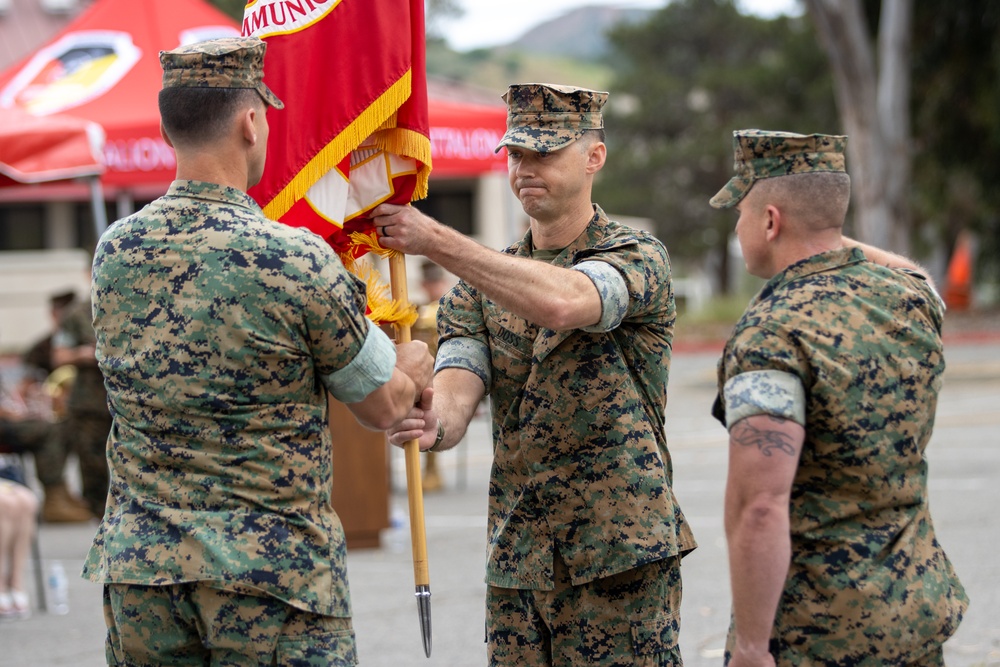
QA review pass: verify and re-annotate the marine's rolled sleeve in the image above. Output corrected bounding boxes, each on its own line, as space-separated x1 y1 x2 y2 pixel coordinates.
723 370 806 429
435 336 491 392
320 320 396 404
574 260 629 333
579 231 674 328
435 280 492 392
714 325 810 428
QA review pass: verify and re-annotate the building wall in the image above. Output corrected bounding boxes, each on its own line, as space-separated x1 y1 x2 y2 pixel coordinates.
0 247 90 354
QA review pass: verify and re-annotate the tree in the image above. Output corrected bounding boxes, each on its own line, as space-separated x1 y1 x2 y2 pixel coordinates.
597 0 838 293
207 0 243 21
909 1 1000 286
804 0 912 253
425 0 463 41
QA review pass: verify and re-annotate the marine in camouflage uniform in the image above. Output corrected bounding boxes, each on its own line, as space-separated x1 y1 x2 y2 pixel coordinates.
17 289 93 523
84 37 432 666
0 375 62 490
375 84 696 666
710 130 967 666
52 294 111 516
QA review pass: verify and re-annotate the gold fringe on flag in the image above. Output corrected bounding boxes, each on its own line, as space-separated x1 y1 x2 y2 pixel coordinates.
349 229 395 259
262 70 416 222
372 123 433 201
342 250 418 328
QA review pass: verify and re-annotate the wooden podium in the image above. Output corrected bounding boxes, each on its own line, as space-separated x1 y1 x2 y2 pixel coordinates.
328 395 390 549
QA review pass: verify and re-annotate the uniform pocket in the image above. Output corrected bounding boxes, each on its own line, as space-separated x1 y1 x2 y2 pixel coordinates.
276 627 359 667
630 609 681 659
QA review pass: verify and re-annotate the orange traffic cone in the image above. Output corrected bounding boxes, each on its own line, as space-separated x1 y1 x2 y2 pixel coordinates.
944 230 974 311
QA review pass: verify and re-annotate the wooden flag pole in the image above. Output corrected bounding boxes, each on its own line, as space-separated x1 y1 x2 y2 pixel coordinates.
388 251 432 658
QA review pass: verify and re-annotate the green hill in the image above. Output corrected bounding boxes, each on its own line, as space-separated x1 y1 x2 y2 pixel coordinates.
427 5 654 94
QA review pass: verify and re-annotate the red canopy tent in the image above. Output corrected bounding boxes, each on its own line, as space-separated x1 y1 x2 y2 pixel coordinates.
428 98 507 178
0 106 103 185
0 104 110 235
0 0 239 202
0 0 507 206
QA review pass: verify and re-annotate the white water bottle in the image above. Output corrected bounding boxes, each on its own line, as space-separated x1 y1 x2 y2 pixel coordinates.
47 561 69 615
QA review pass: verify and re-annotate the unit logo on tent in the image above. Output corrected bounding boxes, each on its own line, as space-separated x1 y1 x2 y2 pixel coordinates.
0 31 140 116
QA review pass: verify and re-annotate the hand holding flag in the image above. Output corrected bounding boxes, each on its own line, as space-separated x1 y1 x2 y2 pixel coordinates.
243 0 434 655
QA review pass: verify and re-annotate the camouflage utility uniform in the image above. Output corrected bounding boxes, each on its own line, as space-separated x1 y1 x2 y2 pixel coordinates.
713 247 968 665
53 295 112 515
438 205 697 663
84 180 396 664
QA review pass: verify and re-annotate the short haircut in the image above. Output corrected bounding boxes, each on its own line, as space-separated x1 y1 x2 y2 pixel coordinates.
158 87 260 147
750 172 851 231
581 128 606 145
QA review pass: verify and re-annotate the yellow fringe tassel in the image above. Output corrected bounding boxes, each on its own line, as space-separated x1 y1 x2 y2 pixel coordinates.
373 126 433 201
348 230 396 259
346 259 418 328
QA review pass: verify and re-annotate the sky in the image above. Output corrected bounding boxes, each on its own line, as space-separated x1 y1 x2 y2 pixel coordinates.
437 0 803 52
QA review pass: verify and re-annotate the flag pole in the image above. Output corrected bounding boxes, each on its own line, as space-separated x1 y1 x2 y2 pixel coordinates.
388 251 432 658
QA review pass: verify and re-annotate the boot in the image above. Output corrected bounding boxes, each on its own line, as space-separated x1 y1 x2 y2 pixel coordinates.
69 494 92 511
42 484 95 523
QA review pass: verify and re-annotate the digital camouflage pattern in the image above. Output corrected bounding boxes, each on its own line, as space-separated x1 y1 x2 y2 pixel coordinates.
84 180 382 617
721 369 806 428
487 556 683 666
103 582 357 666
437 205 696 592
160 36 284 109
709 130 847 209
495 83 607 154
713 247 968 665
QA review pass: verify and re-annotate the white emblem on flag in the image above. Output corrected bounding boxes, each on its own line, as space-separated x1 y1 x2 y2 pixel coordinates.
243 0 343 39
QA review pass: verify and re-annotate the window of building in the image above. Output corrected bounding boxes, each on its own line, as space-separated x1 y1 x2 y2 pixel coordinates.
0 205 46 250
412 180 475 236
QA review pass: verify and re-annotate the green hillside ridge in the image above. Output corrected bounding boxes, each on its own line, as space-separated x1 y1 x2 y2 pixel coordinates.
428 5 652 93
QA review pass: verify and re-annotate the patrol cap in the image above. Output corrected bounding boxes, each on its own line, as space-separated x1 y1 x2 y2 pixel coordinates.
159 36 284 109
495 83 607 154
710 130 847 209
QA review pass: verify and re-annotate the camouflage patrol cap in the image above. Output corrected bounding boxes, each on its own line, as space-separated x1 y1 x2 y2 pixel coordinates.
710 130 847 209
159 36 284 109
494 83 607 154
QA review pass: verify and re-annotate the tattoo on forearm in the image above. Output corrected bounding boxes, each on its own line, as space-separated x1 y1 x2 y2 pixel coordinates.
731 418 797 457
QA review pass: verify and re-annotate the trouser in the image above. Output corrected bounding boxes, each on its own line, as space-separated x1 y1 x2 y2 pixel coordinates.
729 644 946 666
487 554 683 667
62 410 111 516
0 417 65 487
103 582 358 666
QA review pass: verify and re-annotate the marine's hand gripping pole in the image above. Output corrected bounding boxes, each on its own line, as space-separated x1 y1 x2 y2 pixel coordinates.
388 252 432 658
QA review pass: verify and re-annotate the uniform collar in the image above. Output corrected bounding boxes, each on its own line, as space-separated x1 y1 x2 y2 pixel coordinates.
755 246 866 304
166 180 262 213
517 204 610 266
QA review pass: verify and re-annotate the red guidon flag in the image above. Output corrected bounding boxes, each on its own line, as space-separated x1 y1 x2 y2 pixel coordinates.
242 0 431 324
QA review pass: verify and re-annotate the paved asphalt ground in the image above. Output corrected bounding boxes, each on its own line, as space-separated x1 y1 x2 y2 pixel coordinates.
1 337 998 666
